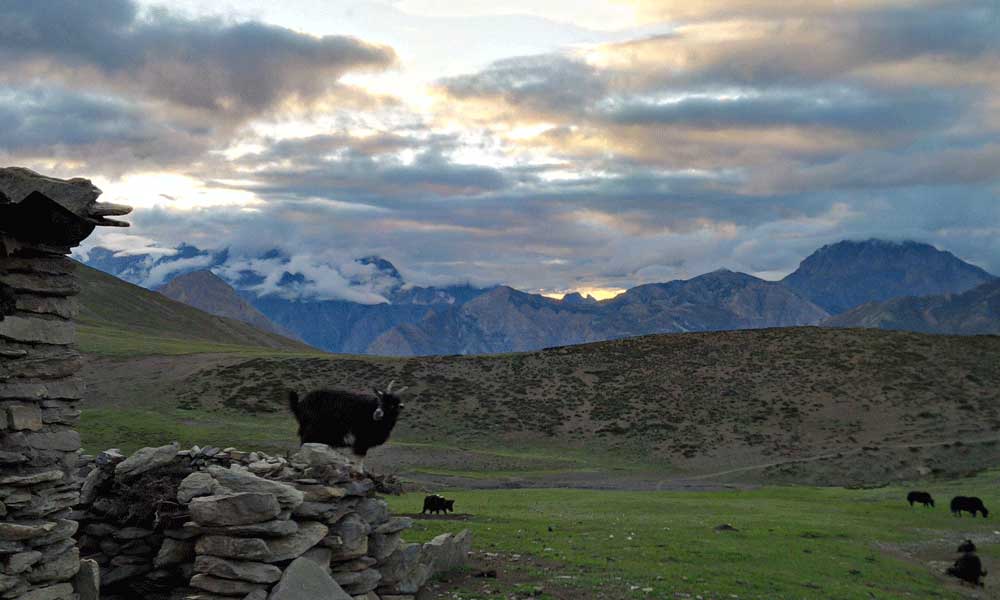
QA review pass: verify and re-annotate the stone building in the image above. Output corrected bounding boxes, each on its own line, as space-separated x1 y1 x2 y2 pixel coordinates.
0 167 132 599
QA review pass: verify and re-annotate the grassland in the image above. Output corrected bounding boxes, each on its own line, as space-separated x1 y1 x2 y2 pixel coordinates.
389 474 1000 599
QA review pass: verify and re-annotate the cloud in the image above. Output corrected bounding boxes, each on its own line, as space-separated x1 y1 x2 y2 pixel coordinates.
0 0 396 122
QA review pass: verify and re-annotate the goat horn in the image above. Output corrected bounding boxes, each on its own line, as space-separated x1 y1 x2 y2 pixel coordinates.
395 386 408 395
386 380 396 393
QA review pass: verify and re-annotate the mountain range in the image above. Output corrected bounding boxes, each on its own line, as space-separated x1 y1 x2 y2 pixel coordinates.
78 239 997 355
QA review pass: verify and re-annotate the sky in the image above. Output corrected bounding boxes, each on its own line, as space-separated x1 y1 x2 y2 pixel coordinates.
1 0 998 302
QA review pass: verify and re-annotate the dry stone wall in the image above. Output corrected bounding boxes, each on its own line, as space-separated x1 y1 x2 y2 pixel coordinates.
1 167 131 600
75 443 471 600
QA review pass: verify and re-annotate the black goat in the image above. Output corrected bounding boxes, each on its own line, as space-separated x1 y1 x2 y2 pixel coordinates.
288 380 407 459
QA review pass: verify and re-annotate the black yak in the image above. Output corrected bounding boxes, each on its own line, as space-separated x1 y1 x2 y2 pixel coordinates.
906 491 934 508
287 380 406 461
422 494 455 515
948 552 987 586
951 496 989 518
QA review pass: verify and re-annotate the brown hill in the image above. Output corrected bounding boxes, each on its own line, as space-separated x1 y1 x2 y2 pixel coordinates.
157 270 299 340
824 279 1000 334
82 327 1000 485
77 263 315 352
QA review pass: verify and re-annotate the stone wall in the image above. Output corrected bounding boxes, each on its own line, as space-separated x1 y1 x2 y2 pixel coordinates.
1 168 131 599
75 443 470 600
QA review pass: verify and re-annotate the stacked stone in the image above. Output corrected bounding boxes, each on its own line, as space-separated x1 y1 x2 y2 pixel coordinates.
73 443 471 599
0 167 131 599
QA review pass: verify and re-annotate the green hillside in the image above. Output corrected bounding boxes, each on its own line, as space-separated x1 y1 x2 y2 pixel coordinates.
76 263 320 355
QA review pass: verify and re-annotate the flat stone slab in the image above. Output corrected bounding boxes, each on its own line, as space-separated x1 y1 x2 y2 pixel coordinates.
115 442 179 479
267 556 352 600
194 555 282 583
189 493 282 527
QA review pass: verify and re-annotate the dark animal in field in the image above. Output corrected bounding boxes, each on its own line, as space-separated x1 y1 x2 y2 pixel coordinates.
948 552 987 586
907 491 934 508
422 494 455 515
287 380 407 459
951 496 989 518
958 539 977 553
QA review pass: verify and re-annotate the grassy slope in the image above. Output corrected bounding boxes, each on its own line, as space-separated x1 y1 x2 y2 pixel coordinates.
81 327 1000 485
391 473 1000 599
76 263 320 355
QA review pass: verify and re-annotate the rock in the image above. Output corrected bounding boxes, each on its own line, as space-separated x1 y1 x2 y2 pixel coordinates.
190 493 282 527
301 547 332 573
292 444 354 469
264 521 328 563
354 499 389 526
322 514 369 560
177 472 230 504
369 532 402 561
194 556 282 584
375 518 412 535
16 582 74 600
0 520 56 541
0 315 75 345
293 502 354 522
195 536 271 562
190 573 269 596
423 529 471 573
183 519 299 539
114 442 179 479
332 557 376 573
207 466 303 510
0 470 62 487
154 537 194 567
78 467 109 505
28 520 77 547
82 522 115 537
335 480 374 498
74 559 99 600
114 526 154 540
333 568 381 595
26 546 78 583
294 484 347 503
4 550 41 574
6 405 42 431
377 543 430 594
267 556 352 600
95 449 125 466
245 591 268 600
102 563 152 585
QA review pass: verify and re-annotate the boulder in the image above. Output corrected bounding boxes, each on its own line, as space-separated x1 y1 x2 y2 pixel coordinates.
190 573 269 596
207 466 303 510
74 559 100 600
267 556 352 600
177 472 230 504
194 555 282 584
154 537 194 567
322 514 369 560
189 493 282 527
333 568 381 595
263 521 328 563
114 442 179 479
195 536 271 562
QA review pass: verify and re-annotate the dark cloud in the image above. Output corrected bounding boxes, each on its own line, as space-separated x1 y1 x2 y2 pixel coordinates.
0 0 396 121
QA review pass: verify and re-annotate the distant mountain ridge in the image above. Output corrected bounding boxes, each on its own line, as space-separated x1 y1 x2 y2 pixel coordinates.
157 270 300 340
79 238 997 355
783 239 994 314
824 279 1000 334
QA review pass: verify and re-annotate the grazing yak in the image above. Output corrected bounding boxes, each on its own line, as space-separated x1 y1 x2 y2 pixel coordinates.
951 496 989 518
948 550 988 587
906 491 935 508
422 494 455 515
288 380 407 462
